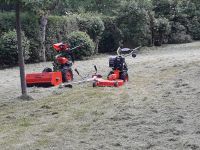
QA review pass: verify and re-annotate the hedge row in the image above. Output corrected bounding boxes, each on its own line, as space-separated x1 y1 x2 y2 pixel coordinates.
1 9 200 66
0 30 30 66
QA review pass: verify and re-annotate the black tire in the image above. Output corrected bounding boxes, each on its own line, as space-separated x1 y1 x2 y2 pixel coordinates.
154 40 162 46
42 67 52 73
62 69 73 83
114 81 118 87
93 81 97 87
107 71 113 79
120 72 129 82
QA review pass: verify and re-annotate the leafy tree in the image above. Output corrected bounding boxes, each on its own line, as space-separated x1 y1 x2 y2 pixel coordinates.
23 0 61 62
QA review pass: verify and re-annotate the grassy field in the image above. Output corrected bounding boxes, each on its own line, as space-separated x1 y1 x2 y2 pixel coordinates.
0 42 200 149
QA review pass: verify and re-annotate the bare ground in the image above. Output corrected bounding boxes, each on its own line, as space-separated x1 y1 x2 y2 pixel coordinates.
0 42 200 150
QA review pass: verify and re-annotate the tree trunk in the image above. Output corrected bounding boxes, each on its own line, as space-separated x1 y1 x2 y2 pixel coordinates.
148 11 155 46
16 1 30 99
39 14 48 62
95 38 99 54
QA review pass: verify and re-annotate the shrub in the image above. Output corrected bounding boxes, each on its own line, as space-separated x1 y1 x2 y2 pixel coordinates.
46 15 79 60
67 31 95 60
152 0 175 19
77 14 105 53
153 17 171 46
46 14 104 60
188 17 200 40
99 16 123 53
169 22 192 44
0 30 30 66
117 1 151 47
0 12 40 63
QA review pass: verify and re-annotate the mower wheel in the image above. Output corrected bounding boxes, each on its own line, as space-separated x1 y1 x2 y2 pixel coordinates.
63 69 73 82
114 81 118 87
42 67 52 73
120 72 129 82
93 81 97 87
107 71 113 79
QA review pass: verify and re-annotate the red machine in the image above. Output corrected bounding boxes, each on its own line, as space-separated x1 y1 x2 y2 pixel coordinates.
61 47 139 88
92 47 139 87
26 72 62 87
26 43 79 87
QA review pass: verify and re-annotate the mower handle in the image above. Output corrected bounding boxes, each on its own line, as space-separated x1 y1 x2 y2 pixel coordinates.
74 68 80 75
117 46 141 57
69 43 84 51
94 65 97 74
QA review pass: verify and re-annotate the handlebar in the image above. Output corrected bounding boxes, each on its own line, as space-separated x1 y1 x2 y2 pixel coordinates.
117 46 141 57
69 43 84 51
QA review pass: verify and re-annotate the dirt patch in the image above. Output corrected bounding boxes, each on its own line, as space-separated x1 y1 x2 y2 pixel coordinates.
0 42 200 149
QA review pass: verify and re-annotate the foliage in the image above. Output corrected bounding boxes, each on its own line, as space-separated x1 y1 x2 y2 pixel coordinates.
77 14 104 41
188 17 200 40
45 15 79 60
117 1 152 47
168 22 192 44
0 12 40 62
1 0 200 66
54 0 122 15
152 0 175 19
77 14 105 53
153 17 171 45
0 30 30 66
67 31 95 60
99 16 123 53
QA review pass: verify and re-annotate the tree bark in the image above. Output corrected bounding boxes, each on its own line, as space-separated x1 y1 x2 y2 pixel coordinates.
148 11 155 46
16 1 28 98
95 38 100 54
39 14 48 62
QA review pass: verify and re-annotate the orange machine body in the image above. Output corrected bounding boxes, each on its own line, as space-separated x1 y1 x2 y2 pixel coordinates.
95 78 124 87
26 72 62 87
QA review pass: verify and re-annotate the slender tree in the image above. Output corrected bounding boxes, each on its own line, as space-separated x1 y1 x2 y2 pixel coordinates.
21 0 61 62
38 0 60 62
0 0 32 99
16 1 26 96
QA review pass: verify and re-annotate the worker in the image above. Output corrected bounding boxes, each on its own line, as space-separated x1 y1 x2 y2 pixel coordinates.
55 43 75 66
54 43 75 82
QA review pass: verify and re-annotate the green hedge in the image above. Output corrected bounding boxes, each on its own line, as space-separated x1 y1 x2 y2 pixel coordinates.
46 14 105 60
189 17 200 40
67 31 95 60
116 2 152 47
46 15 79 60
169 22 192 44
0 30 30 66
77 14 105 53
99 16 123 53
153 17 171 46
0 12 40 63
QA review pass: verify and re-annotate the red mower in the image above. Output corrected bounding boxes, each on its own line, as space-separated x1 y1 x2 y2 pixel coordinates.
61 46 141 88
26 43 82 87
92 47 140 87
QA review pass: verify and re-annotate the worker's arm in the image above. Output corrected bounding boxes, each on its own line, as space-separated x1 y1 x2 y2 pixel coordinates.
67 51 75 63
55 53 62 59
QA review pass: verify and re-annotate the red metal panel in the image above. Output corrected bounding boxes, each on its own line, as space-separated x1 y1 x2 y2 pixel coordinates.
26 72 62 86
95 79 124 87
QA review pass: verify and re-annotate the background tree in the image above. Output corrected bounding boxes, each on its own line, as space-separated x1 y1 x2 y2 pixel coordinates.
24 0 61 62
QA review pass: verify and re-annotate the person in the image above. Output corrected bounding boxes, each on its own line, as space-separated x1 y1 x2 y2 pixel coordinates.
54 43 75 82
55 43 75 66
